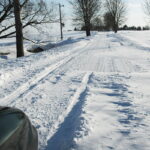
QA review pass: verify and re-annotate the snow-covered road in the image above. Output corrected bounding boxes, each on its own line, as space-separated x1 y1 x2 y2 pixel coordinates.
1 32 150 150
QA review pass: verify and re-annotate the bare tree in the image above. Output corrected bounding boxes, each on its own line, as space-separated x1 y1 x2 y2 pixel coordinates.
144 0 150 18
0 0 55 39
104 0 126 33
91 17 104 31
13 0 24 57
103 12 114 31
70 0 102 36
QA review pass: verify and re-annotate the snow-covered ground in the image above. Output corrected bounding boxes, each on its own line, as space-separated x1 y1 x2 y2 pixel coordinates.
0 31 150 150
0 31 89 59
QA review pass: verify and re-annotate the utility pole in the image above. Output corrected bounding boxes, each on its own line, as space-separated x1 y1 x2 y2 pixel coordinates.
59 3 64 40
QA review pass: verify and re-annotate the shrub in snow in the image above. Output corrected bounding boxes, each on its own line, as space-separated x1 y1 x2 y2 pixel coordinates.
27 45 44 53
0 52 10 56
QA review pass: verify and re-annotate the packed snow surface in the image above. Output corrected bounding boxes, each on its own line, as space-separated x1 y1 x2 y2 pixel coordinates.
0 31 150 150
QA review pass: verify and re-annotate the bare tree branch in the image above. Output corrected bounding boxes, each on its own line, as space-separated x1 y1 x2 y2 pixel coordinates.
144 0 150 18
0 0 56 39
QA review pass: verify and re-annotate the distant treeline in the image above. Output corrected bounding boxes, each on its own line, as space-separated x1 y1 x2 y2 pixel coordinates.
75 24 150 32
119 25 150 31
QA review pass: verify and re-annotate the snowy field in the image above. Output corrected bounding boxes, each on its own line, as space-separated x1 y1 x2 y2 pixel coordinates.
0 31 150 150
0 31 88 59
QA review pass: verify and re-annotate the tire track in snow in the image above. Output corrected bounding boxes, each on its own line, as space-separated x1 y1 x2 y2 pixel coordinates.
1 57 73 105
1 41 92 105
42 72 93 150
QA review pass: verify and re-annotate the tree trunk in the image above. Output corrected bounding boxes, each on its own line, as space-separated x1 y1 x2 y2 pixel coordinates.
114 23 118 33
13 0 24 58
86 29 91 36
114 29 118 33
85 22 91 36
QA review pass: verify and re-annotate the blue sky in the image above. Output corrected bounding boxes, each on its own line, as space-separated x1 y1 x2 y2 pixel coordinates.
54 0 148 29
